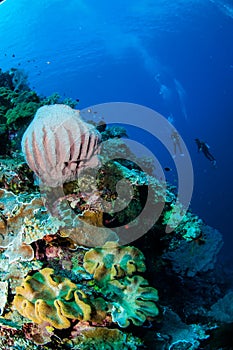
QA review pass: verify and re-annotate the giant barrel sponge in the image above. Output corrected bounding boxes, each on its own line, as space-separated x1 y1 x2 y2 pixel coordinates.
21 104 101 187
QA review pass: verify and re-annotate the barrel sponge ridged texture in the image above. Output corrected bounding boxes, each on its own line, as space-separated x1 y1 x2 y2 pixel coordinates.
21 104 101 187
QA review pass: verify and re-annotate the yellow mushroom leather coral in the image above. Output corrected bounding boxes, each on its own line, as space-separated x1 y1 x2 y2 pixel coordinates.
13 268 91 329
83 241 146 285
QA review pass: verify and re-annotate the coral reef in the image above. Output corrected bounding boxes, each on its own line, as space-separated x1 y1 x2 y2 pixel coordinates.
0 155 36 194
0 68 79 156
162 224 223 277
0 281 8 316
150 308 209 350
6 100 39 126
71 324 142 349
100 125 128 141
12 242 159 334
0 68 230 348
9 68 30 92
0 256 43 292
0 188 63 262
162 202 203 241
209 291 233 323
0 68 14 89
0 80 41 153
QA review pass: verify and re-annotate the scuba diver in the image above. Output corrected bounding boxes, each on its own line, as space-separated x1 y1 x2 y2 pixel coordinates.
195 138 216 166
171 129 184 157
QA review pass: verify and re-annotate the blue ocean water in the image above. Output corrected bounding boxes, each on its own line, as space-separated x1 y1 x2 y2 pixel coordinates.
0 0 233 258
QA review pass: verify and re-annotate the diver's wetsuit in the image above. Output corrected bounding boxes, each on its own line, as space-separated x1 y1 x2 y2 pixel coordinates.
195 139 216 164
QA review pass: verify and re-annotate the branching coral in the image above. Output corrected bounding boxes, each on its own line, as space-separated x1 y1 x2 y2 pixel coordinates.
13 268 92 329
40 92 78 108
5 101 39 126
0 86 40 129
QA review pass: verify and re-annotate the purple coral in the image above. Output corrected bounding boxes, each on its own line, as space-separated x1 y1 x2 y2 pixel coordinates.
21 104 101 187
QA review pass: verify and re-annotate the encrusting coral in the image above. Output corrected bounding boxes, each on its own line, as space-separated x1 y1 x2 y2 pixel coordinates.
0 189 44 248
0 256 43 293
162 202 203 241
163 224 223 277
0 188 63 262
71 324 143 349
0 155 36 194
0 281 8 316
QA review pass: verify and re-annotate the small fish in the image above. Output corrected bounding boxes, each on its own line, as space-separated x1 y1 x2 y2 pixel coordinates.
164 167 172 172
12 54 15 57
0 0 7 5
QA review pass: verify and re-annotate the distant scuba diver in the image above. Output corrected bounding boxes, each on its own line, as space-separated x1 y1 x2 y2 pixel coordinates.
171 129 184 157
195 138 216 166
